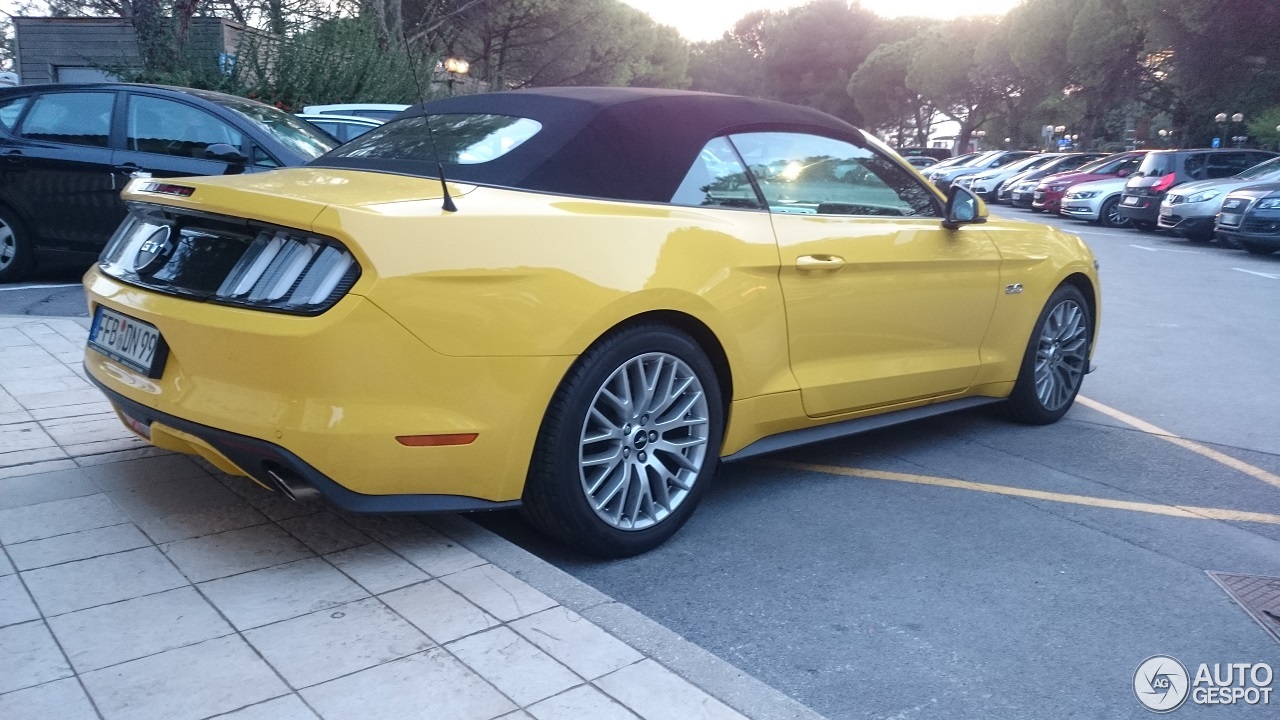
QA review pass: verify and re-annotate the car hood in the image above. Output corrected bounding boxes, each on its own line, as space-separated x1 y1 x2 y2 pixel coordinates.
1065 177 1128 194
1168 177 1274 199
1224 182 1280 201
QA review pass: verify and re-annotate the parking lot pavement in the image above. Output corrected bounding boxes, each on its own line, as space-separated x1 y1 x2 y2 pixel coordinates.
0 316 824 720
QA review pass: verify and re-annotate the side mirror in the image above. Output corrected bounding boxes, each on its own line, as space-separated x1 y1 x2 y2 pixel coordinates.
205 143 248 166
943 185 987 229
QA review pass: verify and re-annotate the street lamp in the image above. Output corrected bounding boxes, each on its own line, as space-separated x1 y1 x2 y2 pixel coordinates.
974 129 986 151
1215 113 1228 124
1232 113 1244 123
443 56 470 95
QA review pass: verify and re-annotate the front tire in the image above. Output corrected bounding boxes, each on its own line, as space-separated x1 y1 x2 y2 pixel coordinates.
0 208 35 283
522 324 724 557
1005 285 1092 425
1099 197 1130 228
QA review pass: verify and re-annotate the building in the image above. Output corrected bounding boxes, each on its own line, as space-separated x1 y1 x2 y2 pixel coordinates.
12 16 249 85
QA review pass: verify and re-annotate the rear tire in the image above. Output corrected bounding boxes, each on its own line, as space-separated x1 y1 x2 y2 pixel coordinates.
1239 240 1278 256
521 324 724 557
0 208 35 284
1005 284 1092 425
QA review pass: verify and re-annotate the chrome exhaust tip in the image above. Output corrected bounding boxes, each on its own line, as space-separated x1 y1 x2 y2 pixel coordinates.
265 467 321 502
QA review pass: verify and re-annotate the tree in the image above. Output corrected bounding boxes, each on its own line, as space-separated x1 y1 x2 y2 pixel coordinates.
906 17 1004 153
759 0 880 124
847 40 936 146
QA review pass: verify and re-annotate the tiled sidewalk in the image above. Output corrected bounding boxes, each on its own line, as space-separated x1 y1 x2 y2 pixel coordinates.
1 316 817 720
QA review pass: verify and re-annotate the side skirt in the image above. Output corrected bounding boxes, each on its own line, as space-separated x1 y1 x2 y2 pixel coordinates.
722 396 1002 463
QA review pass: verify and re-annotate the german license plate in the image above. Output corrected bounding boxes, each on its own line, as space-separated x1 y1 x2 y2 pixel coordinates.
1122 195 1139 206
1033 192 1045 201
1219 213 1241 227
88 307 167 378
1011 192 1023 201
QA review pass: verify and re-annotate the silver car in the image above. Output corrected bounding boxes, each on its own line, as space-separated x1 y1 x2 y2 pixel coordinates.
1060 177 1131 227
969 154 1063 201
1157 157 1280 241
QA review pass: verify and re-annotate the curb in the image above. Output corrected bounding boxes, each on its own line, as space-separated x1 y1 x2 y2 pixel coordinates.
427 514 827 720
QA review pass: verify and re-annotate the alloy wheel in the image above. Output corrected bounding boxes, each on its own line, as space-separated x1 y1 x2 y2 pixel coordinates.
0 220 15 271
578 352 710 531
1033 299 1089 412
1106 203 1129 227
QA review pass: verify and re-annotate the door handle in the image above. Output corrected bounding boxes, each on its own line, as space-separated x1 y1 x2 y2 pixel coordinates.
796 254 846 271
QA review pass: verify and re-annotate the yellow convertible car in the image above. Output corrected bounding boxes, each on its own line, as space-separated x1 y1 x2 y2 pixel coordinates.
83 88 1099 556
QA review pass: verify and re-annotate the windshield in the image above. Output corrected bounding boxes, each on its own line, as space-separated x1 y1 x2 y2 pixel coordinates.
966 151 1003 167
1235 156 1280 179
998 155 1051 175
215 95 337 160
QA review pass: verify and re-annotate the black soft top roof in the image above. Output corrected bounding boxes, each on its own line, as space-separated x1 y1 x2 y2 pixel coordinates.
311 87 865 203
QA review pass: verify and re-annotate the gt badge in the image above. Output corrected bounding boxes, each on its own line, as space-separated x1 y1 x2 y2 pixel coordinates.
133 226 174 275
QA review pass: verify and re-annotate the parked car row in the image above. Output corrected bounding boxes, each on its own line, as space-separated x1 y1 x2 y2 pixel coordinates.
0 83 406 282
983 146 1280 256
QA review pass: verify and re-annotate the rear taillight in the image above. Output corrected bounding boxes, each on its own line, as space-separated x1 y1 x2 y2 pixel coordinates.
1151 173 1178 194
99 207 360 315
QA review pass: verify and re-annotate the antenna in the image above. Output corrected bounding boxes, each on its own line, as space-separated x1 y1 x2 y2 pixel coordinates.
400 27 457 213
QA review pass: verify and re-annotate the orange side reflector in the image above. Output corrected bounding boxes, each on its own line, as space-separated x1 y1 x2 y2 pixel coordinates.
396 433 479 447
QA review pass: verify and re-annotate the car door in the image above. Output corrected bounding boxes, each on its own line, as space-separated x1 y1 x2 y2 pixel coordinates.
113 93 248 181
731 131 1002 417
10 90 121 252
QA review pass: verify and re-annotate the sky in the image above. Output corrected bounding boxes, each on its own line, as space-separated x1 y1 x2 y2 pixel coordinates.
621 0 1021 42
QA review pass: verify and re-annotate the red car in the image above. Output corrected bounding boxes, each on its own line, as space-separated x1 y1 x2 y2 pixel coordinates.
1031 151 1147 214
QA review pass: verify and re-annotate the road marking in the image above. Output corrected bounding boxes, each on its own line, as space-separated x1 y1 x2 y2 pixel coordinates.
770 460 1280 525
1232 268 1280 279
1075 395 1280 492
1128 244 1202 254
0 283 82 292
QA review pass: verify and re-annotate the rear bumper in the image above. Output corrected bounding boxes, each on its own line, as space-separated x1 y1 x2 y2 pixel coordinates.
90 375 520 514
1117 198 1160 223
83 268 572 506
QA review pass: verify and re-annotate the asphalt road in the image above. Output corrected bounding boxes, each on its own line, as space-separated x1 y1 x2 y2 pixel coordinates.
6 210 1279 718
476 211 1280 719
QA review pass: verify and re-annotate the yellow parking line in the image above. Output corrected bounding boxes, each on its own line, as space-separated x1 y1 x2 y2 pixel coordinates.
770 461 1280 525
1075 395 1280 492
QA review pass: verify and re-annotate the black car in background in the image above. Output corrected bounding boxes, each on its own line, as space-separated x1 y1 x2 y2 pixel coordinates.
0 83 337 282
1215 182 1280 255
1116 148 1277 232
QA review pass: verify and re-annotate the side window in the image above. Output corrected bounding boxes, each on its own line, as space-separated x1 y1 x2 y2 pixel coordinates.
19 92 114 147
1206 153 1252 179
127 95 244 159
728 132 939 217
670 136 762 209
309 121 343 141
1117 156 1141 176
989 154 1019 168
252 145 280 168
1183 153 1207 180
0 96 29 132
